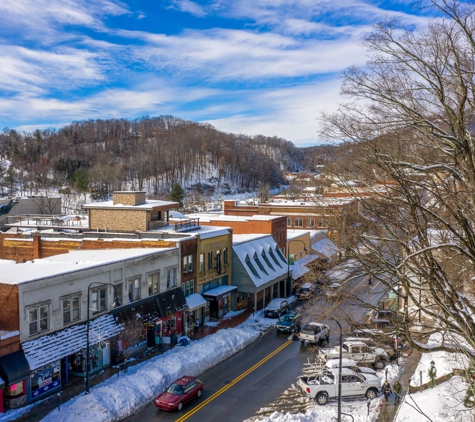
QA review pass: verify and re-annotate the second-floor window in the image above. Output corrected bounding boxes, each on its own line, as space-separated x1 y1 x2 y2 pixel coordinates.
63 296 80 325
28 305 49 336
148 272 160 295
199 254 205 272
306 218 315 227
91 287 107 313
166 267 177 288
207 251 213 270
127 277 141 303
287 218 292 227
182 279 195 296
223 248 228 266
183 255 193 273
318 218 327 228
295 218 303 227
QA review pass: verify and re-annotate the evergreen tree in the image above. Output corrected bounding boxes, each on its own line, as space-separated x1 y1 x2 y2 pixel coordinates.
169 183 185 208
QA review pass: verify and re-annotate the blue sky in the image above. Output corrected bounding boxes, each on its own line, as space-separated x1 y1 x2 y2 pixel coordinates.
0 0 432 147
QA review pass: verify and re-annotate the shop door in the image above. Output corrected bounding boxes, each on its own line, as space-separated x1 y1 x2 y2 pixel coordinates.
146 326 155 347
209 301 218 319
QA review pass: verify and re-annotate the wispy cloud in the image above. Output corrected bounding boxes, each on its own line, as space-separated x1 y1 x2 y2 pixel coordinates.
0 0 433 146
169 0 207 17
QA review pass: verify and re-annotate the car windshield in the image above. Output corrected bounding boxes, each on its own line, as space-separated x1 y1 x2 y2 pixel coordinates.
166 383 184 394
280 315 294 322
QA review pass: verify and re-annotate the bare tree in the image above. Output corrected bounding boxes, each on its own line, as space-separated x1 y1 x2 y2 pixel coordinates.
321 0 475 378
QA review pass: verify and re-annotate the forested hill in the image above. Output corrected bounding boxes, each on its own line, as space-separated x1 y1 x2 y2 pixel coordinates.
1 116 305 199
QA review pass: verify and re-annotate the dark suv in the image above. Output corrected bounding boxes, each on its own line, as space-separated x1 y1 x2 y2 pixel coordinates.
275 312 301 333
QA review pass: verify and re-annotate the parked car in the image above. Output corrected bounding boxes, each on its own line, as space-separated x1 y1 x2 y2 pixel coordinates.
364 309 408 330
296 283 317 301
298 368 380 405
298 322 330 345
275 312 301 333
324 358 377 375
325 282 341 300
264 298 289 318
318 340 390 370
154 376 204 411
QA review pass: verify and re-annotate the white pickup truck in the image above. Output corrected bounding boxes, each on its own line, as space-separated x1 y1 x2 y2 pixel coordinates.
297 368 380 405
318 340 389 370
298 322 330 346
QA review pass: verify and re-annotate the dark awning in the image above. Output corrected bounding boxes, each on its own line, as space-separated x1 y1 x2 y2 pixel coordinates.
156 288 187 318
0 350 30 384
111 296 160 324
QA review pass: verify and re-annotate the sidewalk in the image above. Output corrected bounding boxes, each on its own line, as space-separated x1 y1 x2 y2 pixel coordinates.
376 347 422 422
11 308 254 422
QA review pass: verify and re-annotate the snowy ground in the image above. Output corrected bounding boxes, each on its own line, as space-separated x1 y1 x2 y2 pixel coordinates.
0 311 472 422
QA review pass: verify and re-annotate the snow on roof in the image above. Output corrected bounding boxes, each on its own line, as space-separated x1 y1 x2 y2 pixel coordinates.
232 235 288 288
82 199 177 210
287 229 310 240
233 233 269 243
202 285 236 297
265 197 355 206
173 226 231 240
22 314 122 370
0 330 19 340
185 293 207 311
325 259 361 283
290 254 319 280
185 213 279 222
312 237 338 259
0 248 176 285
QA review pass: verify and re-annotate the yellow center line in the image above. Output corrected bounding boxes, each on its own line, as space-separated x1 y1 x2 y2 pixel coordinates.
175 340 292 422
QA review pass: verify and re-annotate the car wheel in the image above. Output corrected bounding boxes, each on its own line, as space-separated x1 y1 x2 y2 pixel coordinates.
374 360 386 370
315 391 329 405
177 402 183 411
197 389 202 398
365 388 378 400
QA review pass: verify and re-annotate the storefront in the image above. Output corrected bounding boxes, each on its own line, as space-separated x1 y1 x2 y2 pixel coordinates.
155 288 186 345
111 296 161 363
203 285 237 319
30 360 61 401
0 350 30 410
185 293 208 333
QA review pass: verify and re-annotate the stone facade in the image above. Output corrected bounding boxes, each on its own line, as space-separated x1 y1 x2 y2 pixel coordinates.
89 209 149 232
113 191 146 206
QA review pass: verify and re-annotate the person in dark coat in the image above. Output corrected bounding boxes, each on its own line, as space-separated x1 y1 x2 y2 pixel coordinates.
382 380 392 403
393 380 402 404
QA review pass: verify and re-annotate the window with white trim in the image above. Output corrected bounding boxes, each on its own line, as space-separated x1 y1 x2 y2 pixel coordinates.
295 218 303 227
166 267 177 288
306 218 315 227
62 296 80 325
28 305 49 336
287 218 292 227
148 271 160 295
91 287 107 313
183 255 193 273
182 279 195 297
127 277 141 303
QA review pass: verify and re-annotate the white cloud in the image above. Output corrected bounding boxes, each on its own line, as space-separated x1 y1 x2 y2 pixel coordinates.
170 0 207 17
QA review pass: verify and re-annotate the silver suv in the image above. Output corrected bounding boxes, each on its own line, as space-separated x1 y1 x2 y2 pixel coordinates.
264 298 289 318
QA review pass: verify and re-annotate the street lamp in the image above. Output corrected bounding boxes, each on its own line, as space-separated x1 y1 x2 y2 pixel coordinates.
86 282 121 394
287 239 308 297
330 317 342 422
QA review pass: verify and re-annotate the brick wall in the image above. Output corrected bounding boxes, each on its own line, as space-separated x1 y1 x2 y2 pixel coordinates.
89 209 148 231
0 333 20 357
113 191 146 206
1 237 177 262
0 283 19 332
223 200 259 216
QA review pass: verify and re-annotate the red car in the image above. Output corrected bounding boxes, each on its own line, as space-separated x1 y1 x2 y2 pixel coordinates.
154 376 204 411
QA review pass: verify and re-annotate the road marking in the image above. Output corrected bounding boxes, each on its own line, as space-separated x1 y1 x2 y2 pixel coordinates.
175 340 292 422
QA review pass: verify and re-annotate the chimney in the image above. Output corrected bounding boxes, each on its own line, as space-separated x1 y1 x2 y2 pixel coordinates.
112 191 146 206
33 235 41 259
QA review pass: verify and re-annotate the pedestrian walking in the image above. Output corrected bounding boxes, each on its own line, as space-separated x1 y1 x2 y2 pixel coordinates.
393 380 402 404
368 275 372 285
382 380 392 403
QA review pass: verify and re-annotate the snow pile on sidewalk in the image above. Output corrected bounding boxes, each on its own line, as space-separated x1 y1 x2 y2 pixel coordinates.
40 316 271 422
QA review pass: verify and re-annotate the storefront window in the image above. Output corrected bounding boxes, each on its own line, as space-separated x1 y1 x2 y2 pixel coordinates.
162 317 176 336
30 361 61 399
